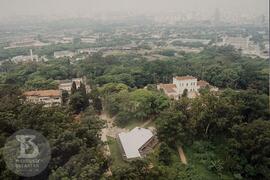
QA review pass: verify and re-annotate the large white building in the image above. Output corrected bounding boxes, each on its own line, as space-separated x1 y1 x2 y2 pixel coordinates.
173 76 198 95
54 51 75 59
80 37 96 44
23 90 62 107
221 36 250 50
219 36 268 59
77 48 99 55
118 127 157 160
59 77 91 94
158 76 217 99
11 49 39 64
11 55 39 64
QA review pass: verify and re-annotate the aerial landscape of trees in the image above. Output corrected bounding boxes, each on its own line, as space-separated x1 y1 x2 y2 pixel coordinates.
0 85 109 179
0 44 269 179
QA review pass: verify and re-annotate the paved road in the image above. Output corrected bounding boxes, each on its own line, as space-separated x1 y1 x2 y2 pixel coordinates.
178 146 188 165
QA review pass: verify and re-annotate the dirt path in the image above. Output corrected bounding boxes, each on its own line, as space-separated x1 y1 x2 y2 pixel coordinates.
99 113 114 176
100 112 128 138
178 146 188 165
141 119 153 128
99 112 128 153
100 113 114 129
100 113 112 156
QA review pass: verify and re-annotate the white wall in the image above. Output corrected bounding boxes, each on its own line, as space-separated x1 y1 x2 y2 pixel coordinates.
173 77 198 95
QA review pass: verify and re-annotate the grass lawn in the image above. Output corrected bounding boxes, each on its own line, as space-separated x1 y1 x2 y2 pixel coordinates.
107 136 128 168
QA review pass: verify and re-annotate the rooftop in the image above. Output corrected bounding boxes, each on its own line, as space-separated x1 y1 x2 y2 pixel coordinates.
59 82 72 86
174 76 197 81
118 127 153 159
158 84 177 93
23 90 61 97
197 80 209 88
54 51 74 57
72 78 83 83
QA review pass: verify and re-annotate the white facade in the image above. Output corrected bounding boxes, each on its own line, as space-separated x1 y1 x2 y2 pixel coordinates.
59 77 91 94
54 51 75 58
81 37 96 43
11 49 39 63
26 96 62 107
11 55 39 63
77 48 99 55
23 90 62 107
173 77 198 95
158 76 218 99
59 82 73 92
157 84 179 100
72 78 83 87
221 36 250 50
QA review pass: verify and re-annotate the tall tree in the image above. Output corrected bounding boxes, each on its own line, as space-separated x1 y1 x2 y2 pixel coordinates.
158 142 172 165
71 81 77 95
69 92 85 114
78 83 89 109
228 120 270 179
182 89 188 98
90 88 102 114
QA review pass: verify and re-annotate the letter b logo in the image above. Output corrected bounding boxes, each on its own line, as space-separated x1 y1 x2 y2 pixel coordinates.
16 135 39 158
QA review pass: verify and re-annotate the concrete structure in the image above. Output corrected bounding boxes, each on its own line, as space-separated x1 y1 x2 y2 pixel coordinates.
81 37 96 43
23 90 62 107
11 49 39 64
4 39 49 49
170 38 211 45
59 82 73 93
54 51 75 58
221 36 250 50
157 84 179 100
77 48 99 55
219 36 269 59
197 80 210 89
11 55 39 64
213 8 221 25
59 77 91 94
118 127 157 160
173 76 198 95
262 43 269 58
158 76 218 99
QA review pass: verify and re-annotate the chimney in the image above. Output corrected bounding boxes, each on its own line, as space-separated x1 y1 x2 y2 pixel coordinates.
30 49 33 61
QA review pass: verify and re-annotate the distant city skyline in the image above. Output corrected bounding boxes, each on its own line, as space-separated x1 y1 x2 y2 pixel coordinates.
0 0 268 21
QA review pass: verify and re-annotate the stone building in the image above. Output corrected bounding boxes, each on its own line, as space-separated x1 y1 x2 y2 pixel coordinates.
23 90 62 107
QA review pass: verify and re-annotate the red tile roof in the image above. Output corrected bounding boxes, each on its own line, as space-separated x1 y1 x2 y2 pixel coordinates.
197 80 209 88
158 84 177 93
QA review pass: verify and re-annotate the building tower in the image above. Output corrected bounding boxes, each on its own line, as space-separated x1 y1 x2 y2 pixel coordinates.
214 8 221 25
30 49 33 61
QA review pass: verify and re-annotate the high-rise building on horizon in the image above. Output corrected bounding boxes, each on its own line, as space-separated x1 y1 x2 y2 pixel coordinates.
213 8 221 25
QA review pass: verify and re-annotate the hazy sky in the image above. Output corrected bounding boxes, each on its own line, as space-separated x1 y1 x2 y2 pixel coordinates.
0 0 268 18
